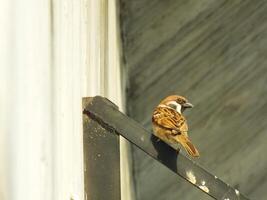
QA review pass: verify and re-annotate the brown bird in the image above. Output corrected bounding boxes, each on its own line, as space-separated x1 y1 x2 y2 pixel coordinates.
152 95 199 157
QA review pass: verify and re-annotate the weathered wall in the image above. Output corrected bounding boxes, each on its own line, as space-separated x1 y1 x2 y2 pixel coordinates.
120 0 267 199
0 0 130 199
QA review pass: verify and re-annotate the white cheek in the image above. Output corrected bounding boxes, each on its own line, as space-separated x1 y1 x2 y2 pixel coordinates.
169 101 182 113
176 104 182 113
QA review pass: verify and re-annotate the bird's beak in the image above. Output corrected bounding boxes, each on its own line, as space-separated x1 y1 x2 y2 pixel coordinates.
183 102 194 108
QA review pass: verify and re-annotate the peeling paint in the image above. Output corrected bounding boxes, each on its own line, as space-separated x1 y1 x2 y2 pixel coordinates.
186 171 196 184
199 180 209 193
199 185 209 193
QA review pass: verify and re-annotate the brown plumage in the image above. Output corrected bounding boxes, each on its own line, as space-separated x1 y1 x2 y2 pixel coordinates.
152 95 199 157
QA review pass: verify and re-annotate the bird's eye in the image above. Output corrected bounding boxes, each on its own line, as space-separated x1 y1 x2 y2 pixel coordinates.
173 131 181 136
168 103 176 109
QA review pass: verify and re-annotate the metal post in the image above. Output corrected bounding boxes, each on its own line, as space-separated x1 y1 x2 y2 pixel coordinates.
83 97 121 200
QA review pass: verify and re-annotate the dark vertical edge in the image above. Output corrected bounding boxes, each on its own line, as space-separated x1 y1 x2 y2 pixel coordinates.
83 97 121 200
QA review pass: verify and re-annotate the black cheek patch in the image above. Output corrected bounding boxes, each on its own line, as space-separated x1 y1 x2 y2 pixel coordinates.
168 103 177 109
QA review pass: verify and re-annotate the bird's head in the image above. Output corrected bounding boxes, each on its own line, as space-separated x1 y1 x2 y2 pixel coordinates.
159 95 193 113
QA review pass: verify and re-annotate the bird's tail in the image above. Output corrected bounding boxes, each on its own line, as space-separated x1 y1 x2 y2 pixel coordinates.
179 136 200 157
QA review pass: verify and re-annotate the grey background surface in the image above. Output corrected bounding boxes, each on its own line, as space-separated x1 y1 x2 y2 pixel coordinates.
120 0 267 199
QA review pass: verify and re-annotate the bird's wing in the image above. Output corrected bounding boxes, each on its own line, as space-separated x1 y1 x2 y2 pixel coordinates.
152 106 188 133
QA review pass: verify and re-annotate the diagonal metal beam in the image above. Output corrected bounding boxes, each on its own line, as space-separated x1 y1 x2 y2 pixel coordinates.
83 96 249 200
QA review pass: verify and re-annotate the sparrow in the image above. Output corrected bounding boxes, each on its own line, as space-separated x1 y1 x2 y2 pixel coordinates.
152 95 200 157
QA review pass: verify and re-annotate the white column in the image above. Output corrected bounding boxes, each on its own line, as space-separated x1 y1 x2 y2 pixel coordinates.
107 1 135 200
0 0 53 199
0 0 133 199
86 0 134 199
52 0 88 199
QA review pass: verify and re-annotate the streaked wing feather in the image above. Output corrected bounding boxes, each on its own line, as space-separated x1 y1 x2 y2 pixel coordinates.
152 107 188 132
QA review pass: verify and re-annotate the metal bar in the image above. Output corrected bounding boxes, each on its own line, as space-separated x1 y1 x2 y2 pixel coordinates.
83 96 249 200
83 97 121 200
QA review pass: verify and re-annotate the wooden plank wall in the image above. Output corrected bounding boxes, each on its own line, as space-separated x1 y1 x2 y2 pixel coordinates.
120 0 267 199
